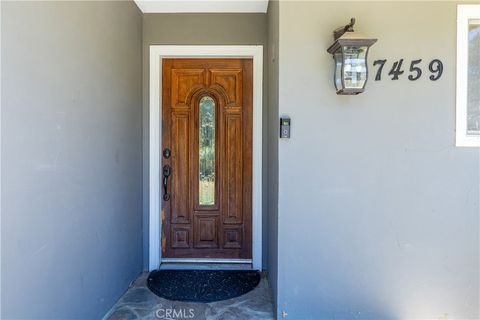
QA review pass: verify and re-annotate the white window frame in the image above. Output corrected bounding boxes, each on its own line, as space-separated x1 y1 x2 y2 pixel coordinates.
456 4 480 147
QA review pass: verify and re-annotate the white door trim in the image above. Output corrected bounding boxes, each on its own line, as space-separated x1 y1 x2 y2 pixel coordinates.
149 45 263 271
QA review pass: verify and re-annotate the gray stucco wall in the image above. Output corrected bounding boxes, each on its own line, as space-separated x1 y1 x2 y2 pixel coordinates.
142 13 268 269
1 1 143 318
266 0 279 313
275 1 479 319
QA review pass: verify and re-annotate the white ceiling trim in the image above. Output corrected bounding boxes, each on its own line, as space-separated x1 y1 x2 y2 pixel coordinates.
134 0 269 13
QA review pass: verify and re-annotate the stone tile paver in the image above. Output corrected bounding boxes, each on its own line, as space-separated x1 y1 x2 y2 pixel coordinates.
103 271 274 320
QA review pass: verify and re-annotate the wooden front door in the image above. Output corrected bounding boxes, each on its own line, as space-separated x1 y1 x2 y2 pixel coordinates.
161 58 253 259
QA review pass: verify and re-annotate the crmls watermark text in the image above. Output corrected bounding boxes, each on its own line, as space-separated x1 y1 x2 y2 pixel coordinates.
155 308 195 319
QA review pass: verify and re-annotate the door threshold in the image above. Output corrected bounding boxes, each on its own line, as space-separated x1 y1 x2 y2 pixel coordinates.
159 258 253 270
160 262 253 270
161 258 252 264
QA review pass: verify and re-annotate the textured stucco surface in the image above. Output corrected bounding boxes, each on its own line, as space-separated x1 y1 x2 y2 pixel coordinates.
266 0 279 315
1 1 143 318
274 1 479 319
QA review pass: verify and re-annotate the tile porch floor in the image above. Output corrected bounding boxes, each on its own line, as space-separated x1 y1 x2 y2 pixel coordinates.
103 271 275 320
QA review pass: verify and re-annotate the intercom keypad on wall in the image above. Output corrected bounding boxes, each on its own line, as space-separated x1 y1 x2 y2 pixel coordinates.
280 117 290 138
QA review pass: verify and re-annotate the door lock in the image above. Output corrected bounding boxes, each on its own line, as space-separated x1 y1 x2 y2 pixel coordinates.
163 148 171 159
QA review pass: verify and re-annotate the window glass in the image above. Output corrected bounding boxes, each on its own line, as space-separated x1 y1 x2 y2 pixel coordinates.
199 96 215 205
334 51 343 91
467 19 480 135
342 46 368 89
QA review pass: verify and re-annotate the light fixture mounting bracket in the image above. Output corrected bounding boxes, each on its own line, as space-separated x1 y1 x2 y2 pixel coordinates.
333 18 356 40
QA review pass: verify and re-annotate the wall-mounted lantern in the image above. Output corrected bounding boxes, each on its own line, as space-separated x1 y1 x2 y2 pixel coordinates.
327 18 377 95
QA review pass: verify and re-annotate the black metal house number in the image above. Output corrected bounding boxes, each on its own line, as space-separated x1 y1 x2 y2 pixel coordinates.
373 59 444 81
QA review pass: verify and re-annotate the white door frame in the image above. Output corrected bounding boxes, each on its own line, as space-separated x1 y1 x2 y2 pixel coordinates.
149 45 263 271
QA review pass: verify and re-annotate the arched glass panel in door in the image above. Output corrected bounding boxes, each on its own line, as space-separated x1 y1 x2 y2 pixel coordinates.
198 96 216 205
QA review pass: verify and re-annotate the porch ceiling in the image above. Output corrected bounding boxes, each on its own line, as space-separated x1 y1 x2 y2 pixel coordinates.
134 0 269 13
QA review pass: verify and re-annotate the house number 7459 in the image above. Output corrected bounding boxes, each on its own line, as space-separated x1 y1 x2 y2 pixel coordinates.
372 59 443 81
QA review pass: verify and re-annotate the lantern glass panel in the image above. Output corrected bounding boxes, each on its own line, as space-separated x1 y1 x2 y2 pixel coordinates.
342 46 368 89
334 51 343 91
467 19 480 135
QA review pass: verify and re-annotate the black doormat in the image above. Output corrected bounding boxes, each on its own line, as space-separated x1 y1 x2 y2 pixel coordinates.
147 270 261 303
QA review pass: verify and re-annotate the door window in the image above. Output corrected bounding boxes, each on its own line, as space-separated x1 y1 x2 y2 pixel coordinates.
198 96 216 205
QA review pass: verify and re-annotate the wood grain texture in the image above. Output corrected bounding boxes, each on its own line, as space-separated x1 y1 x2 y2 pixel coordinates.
162 59 253 259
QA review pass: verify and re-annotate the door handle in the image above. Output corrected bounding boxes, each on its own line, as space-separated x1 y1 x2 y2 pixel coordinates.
163 164 171 201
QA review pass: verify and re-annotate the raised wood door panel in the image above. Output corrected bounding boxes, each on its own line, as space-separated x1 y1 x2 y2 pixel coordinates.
162 58 253 259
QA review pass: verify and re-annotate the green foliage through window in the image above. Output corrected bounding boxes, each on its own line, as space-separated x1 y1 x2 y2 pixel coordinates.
199 96 215 205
